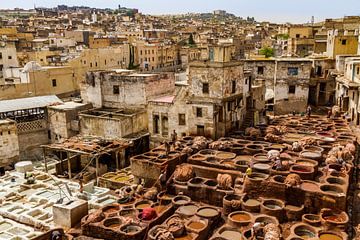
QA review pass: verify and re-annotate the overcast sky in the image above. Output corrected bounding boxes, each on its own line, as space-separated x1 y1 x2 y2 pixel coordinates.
1 0 360 23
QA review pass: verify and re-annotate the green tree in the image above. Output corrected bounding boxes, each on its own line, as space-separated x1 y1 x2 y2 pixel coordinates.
259 47 274 58
188 33 195 46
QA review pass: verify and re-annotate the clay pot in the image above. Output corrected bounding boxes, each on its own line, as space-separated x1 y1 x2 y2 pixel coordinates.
241 195 261 213
260 199 285 222
320 184 345 197
135 200 153 212
196 206 219 219
325 177 346 186
228 211 253 227
318 231 344 240
157 191 175 205
245 144 264 154
320 209 349 229
223 194 243 215
292 223 317 239
185 218 208 234
290 165 315 180
254 214 279 226
285 204 304 221
172 195 191 208
216 226 243 240
176 204 199 218
103 217 122 229
302 214 321 227
299 150 322 160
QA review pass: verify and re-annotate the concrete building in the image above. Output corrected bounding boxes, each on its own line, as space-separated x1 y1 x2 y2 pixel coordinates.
47 101 92 143
245 58 312 114
0 40 19 83
0 119 19 170
148 44 249 144
309 57 336 106
0 95 63 160
326 30 358 59
82 70 175 108
0 65 78 100
335 56 360 124
134 40 179 71
79 108 148 139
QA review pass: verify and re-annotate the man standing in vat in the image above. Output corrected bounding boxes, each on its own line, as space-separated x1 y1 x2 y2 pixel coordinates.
171 129 178 150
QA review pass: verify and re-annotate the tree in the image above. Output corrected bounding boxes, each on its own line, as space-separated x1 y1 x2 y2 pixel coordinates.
188 33 195 46
259 47 274 58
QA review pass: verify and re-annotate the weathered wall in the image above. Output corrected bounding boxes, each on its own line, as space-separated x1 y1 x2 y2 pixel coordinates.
0 120 19 167
79 110 148 139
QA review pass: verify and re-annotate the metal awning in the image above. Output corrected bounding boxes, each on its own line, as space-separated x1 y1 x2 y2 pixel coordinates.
0 95 63 113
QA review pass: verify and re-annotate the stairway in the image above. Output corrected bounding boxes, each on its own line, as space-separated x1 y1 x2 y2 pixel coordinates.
240 109 255 132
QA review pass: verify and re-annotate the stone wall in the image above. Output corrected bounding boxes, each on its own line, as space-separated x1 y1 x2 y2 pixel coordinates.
0 120 19 167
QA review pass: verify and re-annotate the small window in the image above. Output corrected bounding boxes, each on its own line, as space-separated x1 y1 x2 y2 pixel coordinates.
232 80 236 94
257 66 264 75
178 114 186 125
289 85 296 94
197 125 205 136
113 85 120 94
357 67 359 75
196 107 203 117
90 62 93 67
296 34 300 38
342 39 347 45
8 56 12 60
0 53 2 59
202 83 209 94
288 67 299 76
52 79 57 87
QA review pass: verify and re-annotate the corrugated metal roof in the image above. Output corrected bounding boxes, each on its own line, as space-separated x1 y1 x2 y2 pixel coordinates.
0 95 63 113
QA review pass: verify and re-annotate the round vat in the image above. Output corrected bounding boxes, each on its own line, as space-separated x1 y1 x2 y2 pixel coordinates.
103 217 122 229
172 195 191 207
293 224 317 239
320 185 344 196
302 214 321 226
326 177 346 186
120 223 142 234
300 181 319 192
135 200 153 211
319 232 343 240
228 211 253 227
196 206 219 219
177 204 199 217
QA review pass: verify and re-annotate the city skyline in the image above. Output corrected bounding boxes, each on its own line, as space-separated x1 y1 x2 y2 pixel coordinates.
1 0 360 23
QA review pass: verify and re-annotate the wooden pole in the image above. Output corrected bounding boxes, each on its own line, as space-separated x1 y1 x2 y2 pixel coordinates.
95 156 99 179
115 151 119 170
43 148 48 173
67 151 71 179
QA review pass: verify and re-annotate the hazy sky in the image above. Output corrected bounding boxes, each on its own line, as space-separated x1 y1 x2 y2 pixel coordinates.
1 0 360 23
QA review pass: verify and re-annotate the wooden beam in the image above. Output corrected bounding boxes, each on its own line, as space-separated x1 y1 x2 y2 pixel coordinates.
67 151 71 179
95 156 99 180
115 151 119 170
43 148 48 173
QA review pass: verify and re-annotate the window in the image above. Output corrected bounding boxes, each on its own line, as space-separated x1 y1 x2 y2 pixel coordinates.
288 67 299 76
52 79 57 87
197 125 205 136
153 115 159 134
257 66 264 75
90 62 93 67
289 85 296 94
178 114 186 125
342 39 347 45
232 80 236 94
202 83 209 94
196 107 203 117
0 53 2 59
296 34 300 38
140 50 142 55
357 67 360 75
105 60 107 65
113 85 120 94
8 56 12 60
